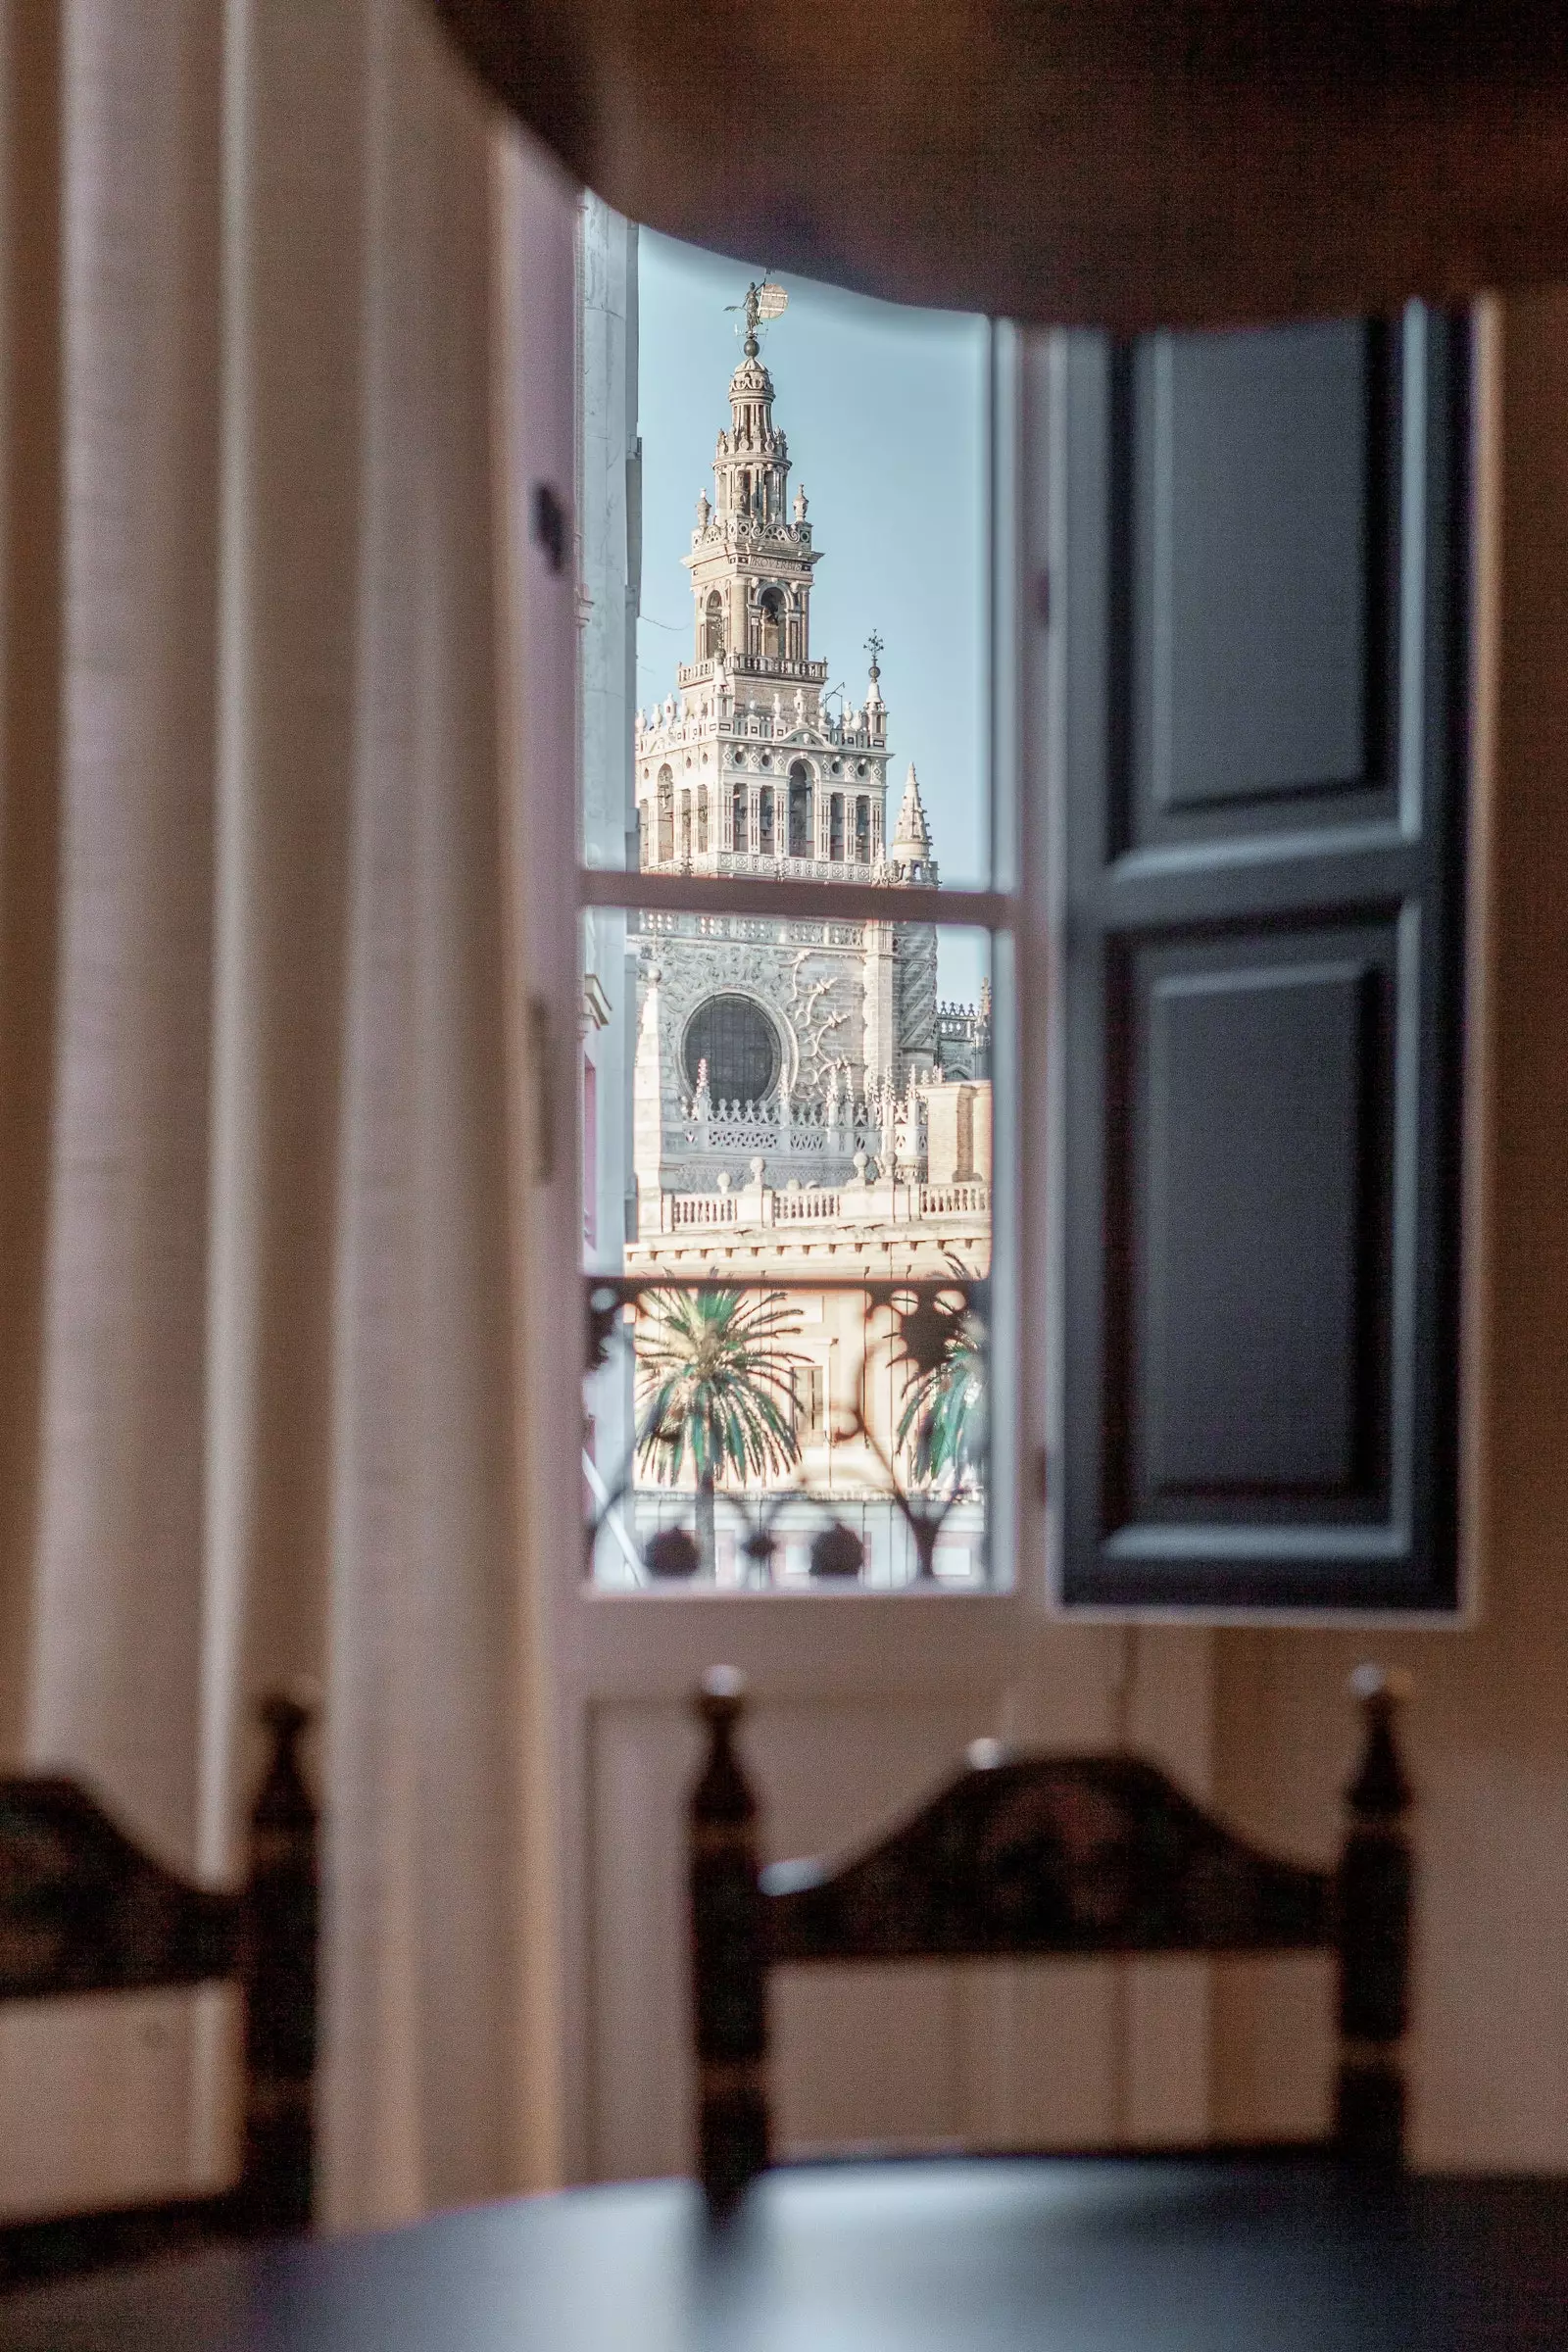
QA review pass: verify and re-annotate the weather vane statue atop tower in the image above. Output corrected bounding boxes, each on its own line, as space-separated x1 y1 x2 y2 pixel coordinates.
731 276 789 358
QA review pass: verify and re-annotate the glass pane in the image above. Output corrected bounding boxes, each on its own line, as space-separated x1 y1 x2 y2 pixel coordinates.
577 198 1000 1594
579 911 995 1588
584 1271 990 1590
580 212 993 894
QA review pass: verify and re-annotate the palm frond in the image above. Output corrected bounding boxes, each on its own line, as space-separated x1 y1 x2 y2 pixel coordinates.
634 1287 808 1492
895 1294 987 1491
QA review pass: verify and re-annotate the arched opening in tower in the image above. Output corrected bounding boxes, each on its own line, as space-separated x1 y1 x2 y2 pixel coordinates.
856 795 871 863
759 786 775 857
760 586 785 662
657 766 674 862
704 589 723 659
788 761 811 858
732 783 748 853
829 791 845 860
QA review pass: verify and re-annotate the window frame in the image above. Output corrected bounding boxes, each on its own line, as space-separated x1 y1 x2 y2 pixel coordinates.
574 305 1031 1614
570 272 1476 1624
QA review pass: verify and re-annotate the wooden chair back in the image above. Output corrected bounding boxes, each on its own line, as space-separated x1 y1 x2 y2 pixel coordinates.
0 1694 318 2285
689 1666 1412 2211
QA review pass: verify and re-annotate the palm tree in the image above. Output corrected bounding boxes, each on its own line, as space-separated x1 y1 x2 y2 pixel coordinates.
895 1279 987 1494
634 1287 807 1574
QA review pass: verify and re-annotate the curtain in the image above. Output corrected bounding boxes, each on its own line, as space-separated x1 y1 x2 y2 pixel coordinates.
0 0 564 2230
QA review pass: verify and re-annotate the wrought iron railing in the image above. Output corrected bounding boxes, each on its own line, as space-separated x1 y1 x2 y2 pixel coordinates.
583 1271 990 1591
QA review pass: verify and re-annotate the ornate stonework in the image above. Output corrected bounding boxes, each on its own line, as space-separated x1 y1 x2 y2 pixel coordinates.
630 286 990 1250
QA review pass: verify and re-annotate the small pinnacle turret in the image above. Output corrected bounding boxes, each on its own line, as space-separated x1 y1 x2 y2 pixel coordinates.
891 763 936 883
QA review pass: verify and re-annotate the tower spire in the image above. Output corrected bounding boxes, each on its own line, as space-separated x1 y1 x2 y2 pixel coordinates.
681 278 824 687
891 762 936 883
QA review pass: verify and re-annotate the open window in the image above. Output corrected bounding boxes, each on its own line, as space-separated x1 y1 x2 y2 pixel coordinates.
579 216 1001 1592
576 204 1471 1616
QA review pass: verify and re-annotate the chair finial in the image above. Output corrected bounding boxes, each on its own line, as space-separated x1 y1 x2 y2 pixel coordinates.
698 1663 748 1720
1347 1664 1413 1822
690 1668 767 2210
1336 1665 1413 2166
692 1669 754 1832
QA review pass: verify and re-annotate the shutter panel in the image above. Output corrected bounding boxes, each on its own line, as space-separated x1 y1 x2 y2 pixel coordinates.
1054 308 1469 1612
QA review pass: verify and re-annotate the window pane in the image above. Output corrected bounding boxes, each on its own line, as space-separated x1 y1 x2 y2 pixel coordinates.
582 220 993 895
585 1268 991 1591
579 914 995 1588
577 201 999 1594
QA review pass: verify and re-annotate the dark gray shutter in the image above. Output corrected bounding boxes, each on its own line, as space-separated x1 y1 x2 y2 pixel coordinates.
1054 308 1469 1612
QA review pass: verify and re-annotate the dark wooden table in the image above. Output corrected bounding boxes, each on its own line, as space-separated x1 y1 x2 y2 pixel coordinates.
3 2156 1567 2349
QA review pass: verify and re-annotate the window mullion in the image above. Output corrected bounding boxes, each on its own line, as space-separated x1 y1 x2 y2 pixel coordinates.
578 865 1013 933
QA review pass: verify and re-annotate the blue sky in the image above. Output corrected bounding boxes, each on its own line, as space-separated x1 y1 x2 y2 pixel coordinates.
635 231 991 1003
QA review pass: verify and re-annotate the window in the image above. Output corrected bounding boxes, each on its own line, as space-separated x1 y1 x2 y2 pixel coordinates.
683 994 779 1106
794 1361 826 1442
787 762 811 858
581 223 995 1593
578 208 1470 1613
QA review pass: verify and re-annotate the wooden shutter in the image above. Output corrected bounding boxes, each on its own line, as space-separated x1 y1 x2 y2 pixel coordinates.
1054 308 1470 1612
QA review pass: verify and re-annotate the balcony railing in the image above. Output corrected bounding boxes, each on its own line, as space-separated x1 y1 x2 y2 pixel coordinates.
645 1178 989 1235
676 654 831 687
582 1272 991 1591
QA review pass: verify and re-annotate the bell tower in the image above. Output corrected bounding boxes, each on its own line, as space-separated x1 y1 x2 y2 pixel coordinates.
634 279 894 881
684 282 822 696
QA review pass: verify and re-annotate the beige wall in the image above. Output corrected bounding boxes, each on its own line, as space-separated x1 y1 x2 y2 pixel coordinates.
1200 292 1568 2168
